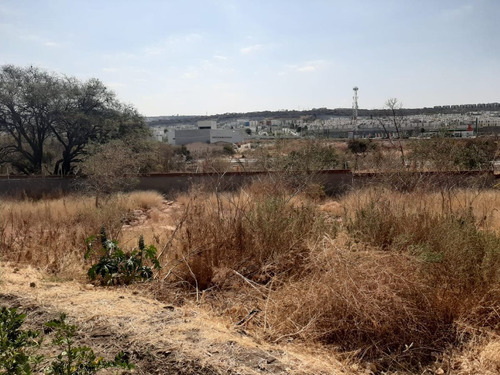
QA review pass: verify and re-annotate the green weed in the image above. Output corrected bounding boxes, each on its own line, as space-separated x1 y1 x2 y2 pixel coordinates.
85 228 160 285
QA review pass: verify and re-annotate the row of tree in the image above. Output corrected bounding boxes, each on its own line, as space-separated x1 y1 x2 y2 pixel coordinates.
0 65 150 175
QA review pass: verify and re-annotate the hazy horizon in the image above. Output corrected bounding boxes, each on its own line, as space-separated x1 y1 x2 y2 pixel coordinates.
1 0 499 116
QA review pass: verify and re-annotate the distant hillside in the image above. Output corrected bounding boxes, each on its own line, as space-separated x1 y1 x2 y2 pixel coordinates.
146 103 500 127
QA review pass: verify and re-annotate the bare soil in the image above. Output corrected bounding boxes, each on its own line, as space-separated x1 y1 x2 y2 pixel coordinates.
0 265 345 375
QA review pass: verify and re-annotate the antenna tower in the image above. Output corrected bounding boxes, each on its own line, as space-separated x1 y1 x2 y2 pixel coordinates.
352 86 359 130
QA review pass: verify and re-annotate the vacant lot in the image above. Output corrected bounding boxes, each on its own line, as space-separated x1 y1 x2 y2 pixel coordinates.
1 178 500 374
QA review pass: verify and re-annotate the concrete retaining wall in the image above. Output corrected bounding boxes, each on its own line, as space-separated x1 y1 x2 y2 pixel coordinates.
0 170 495 199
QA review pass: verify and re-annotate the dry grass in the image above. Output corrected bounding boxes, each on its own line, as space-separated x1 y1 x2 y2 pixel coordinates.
165 183 337 290
1 263 347 375
3 181 500 373
163 184 500 371
0 191 164 277
339 187 500 230
267 235 448 369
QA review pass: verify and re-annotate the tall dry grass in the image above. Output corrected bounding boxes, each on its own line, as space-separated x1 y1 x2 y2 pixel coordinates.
288 187 500 368
3 179 500 372
165 184 500 371
166 183 338 290
267 236 449 369
0 191 164 276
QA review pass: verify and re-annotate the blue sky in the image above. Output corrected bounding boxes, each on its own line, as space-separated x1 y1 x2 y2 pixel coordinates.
1 0 499 115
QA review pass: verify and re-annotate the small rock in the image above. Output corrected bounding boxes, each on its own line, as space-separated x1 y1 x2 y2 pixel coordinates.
164 305 175 311
435 368 445 375
29 282 36 288
84 284 94 290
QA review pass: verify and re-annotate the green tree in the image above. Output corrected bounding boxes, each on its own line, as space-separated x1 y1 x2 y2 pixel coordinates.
223 144 235 155
455 138 497 170
0 65 63 174
49 81 150 176
50 78 115 175
0 65 150 175
347 139 378 170
408 138 498 171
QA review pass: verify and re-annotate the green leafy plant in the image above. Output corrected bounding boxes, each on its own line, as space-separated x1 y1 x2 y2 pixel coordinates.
0 307 42 375
45 314 133 375
85 227 160 285
1 308 131 375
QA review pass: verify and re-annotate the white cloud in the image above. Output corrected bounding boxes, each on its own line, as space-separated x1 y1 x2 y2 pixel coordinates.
144 46 164 56
296 65 316 72
101 52 141 62
43 41 60 48
144 33 203 56
240 44 263 55
19 34 62 48
213 55 228 60
0 4 21 17
280 60 329 75
106 81 127 90
182 71 198 79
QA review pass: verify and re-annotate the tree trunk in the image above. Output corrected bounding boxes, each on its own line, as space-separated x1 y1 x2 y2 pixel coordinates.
62 149 72 175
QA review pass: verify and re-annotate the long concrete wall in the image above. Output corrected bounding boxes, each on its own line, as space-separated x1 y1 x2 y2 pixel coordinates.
0 170 496 199
0 171 353 199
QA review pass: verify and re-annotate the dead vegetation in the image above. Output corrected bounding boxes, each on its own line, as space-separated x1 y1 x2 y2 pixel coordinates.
0 191 163 277
1 180 500 374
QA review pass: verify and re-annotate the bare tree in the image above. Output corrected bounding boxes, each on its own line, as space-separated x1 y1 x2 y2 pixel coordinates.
80 140 142 207
378 98 406 167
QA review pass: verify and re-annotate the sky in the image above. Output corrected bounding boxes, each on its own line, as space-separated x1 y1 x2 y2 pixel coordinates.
1 0 499 116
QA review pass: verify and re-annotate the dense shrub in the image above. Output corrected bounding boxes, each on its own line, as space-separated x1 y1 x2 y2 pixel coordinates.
347 197 500 299
408 138 498 171
268 241 451 368
256 187 500 371
0 307 42 374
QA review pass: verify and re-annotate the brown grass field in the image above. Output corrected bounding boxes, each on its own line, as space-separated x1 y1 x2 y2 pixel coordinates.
1 179 500 374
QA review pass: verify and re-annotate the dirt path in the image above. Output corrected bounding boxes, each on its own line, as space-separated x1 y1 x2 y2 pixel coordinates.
0 264 347 375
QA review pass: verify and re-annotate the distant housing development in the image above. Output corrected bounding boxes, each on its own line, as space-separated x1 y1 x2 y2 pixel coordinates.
148 101 500 143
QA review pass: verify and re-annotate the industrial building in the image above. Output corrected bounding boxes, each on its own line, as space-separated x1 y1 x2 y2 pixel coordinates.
167 120 243 145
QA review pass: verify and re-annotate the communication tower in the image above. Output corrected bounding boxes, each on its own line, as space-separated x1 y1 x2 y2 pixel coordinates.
352 86 359 129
